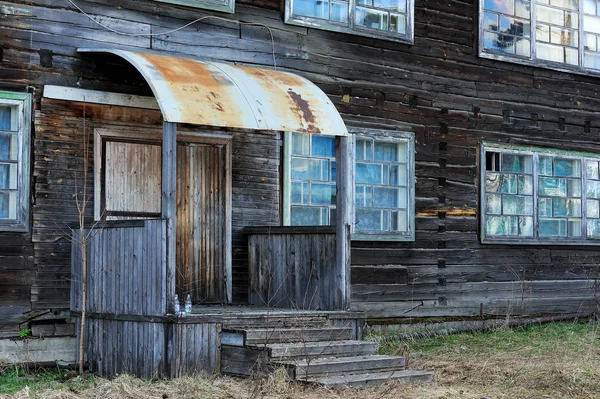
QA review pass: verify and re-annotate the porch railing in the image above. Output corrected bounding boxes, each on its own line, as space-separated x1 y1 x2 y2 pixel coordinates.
70 219 168 316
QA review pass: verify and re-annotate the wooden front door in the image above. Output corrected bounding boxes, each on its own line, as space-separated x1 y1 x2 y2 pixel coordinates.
176 142 229 304
97 129 231 305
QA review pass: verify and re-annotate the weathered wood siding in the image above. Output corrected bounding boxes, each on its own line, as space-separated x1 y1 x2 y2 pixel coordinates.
247 227 349 310
231 131 281 303
0 0 598 327
74 315 220 378
70 219 167 316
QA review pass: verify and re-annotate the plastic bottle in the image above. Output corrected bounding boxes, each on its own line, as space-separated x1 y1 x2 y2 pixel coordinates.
174 294 181 315
184 294 192 314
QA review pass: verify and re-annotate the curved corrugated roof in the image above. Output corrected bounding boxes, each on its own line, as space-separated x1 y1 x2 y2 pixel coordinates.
78 48 347 136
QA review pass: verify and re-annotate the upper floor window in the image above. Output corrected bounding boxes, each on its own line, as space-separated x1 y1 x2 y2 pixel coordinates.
283 130 415 241
152 0 234 14
284 0 414 43
481 143 600 244
480 0 600 74
0 91 31 232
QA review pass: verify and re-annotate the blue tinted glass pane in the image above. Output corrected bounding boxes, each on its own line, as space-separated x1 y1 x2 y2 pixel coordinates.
503 195 533 215
291 182 308 204
293 0 329 18
0 134 9 160
520 216 533 236
382 165 389 185
553 158 580 177
484 0 514 14
484 12 499 31
355 185 372 207
586 160 599 180
500 174 518 194
486 194 502 214
539 177 567 196
356 139 372 161
539 156 553 176
291 206 321 225
356 208 382 230
0 107 11 131
539 198 552 216
373 187 399 208
587 219 600 238
518 175 533 195
486 215 519 235
390 164 407 186
356 163 382 184
553 198 581 217
291 133 309 155
291 158 327 180
539 218 567 237
311 183 336 205
587 199 600 218
330 161 336 182
391 210 408 232
374 141 398 162
586 180 600 198
568 219 582 237
0 192 7 218
311 135 335 157
502 153 532 173
567 179 581 197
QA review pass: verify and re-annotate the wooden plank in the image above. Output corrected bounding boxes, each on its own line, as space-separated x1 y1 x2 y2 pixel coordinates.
162 121 177 314
43 85 159 109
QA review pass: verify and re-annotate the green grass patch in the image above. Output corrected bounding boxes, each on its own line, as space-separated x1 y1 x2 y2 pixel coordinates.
374 321 599 357
0 365 94 395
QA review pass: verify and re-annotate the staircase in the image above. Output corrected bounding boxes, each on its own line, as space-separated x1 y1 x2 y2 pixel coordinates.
220 311 433 387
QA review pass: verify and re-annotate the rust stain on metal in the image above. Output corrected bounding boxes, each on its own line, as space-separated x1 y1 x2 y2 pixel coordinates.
287 89 320 134
77 49 348 135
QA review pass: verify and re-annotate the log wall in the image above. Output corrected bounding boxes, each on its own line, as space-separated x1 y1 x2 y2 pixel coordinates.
0 0 598 328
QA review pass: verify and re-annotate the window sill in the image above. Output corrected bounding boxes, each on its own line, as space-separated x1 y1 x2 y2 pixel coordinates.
352 232 415 241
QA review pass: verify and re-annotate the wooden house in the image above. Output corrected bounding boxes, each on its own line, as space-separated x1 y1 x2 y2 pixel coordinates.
0 0 599 381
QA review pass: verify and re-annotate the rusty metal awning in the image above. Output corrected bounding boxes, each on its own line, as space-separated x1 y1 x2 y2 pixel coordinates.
78 49 347 136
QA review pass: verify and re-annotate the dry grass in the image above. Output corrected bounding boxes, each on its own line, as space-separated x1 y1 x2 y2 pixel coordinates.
2 321 599 399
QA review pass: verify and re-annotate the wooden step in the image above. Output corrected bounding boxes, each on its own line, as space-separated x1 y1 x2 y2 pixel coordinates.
242 327 354 345
222 314 330 329
278 354 406 379
307 369 434 387
267 340 377 360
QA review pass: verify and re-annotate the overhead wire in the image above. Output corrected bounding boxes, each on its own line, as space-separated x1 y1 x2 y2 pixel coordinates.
66 0 277 69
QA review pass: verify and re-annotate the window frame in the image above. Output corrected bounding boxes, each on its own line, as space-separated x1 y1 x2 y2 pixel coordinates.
282 129 415 241
152 0 234 14
0 91 31 232
478 0 600 76
480 142 600 245
284 0 414 43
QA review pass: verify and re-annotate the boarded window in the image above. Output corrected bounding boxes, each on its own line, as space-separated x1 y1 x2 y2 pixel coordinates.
102 140 162 219
480 0 600 74
481 144 600 244
0 92 31 232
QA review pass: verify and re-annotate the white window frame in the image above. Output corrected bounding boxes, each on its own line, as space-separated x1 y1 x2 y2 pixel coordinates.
479 0 600 76
284 0 414 43
0 91 31 232
480 142 600 245
283 129 415 241
152 0 234 14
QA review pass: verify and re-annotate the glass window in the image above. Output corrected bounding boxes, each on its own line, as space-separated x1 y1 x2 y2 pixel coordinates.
481 144 600 244
480 0 600 74
284 0 413 42
284 131 415 241
0 92 31 232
